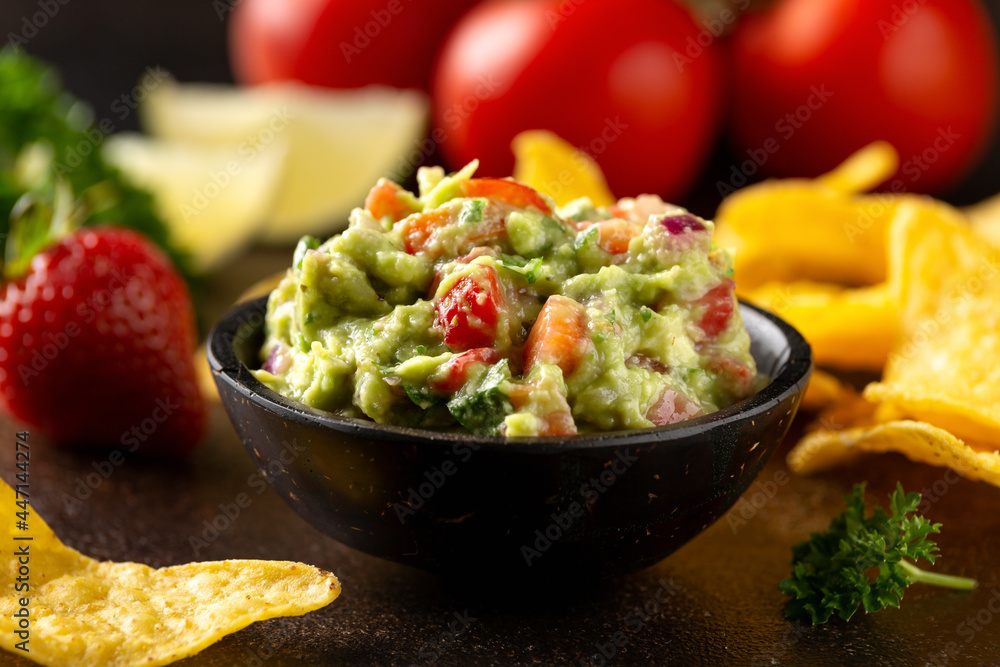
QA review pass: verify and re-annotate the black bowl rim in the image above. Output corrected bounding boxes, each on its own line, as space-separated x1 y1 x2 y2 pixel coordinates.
207 296 812 455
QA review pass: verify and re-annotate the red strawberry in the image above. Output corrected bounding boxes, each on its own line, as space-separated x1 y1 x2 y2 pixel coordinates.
0 226 206 453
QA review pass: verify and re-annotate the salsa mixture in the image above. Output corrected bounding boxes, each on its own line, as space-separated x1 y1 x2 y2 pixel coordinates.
254 162 757 436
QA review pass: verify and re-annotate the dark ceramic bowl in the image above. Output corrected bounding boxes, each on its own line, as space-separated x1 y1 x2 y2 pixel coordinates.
208 297 811 580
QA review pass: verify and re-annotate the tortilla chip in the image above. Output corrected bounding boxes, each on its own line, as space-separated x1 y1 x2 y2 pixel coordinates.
800 369 855 412
744 281 896 371
865 202 1000 444
804 389 880 435
815 140 899 195
0 479 340 667
964 192 1000 250
716 143 902 292
788 421 1000 488
511 130 615 207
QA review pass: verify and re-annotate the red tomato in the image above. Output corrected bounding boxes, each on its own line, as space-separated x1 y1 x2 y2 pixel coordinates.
573 219 639 255
364 178 420 222
399 206 507 257
229 0 479 90
646 388 705 426
523 295 591 377
435 265 506 351
707 355 755 401
459 178 552 214
696 279 735 338
729 0 999 193
431 348 500 393
432 0 725 200
400 208 451 255
505 380 577 436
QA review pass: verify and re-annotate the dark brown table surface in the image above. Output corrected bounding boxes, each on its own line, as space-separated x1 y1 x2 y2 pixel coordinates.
3 251 1000 667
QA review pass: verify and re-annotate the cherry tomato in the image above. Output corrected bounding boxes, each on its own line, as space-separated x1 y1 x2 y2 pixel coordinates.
696 279 735 338
229 0 479 91
432 0 725 200
435 265 506 351
729 0 1000 193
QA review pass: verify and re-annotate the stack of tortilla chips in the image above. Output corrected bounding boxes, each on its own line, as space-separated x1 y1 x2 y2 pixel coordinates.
714 142 1000 487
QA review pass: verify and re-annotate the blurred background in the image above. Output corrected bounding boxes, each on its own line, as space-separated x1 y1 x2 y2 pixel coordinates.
2 0 999 265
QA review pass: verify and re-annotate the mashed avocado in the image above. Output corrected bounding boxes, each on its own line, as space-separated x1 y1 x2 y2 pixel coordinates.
254 161 756 437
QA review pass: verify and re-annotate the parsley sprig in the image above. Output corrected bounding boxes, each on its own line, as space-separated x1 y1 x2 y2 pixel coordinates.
779 483 977 624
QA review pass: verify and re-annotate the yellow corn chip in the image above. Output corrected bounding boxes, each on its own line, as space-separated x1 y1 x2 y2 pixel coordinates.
511 130 615 207
788 421 1000 488
716 143 902 292
0 480 340 667
744 281 896 371
800 369 853 412
815 141 900 195
804 390 880 435
865 201 1000 444
965 192 1000 250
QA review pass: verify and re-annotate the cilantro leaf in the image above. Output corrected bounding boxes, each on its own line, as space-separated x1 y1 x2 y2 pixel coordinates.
447 360 512 435
499 254 543 285
778 482 977 624
458 198 484 224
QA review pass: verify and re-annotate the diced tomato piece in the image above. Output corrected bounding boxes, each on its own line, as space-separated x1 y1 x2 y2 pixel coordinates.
465 212 507 245
708 356 755 400
365 178 419 223
505 381 578 436
435 265 505 351
400 205 507 256
538 410 577 436
597 220 638 254
697 279 735 338
399 208 451 254
575 219 639 255
574 219 639 254
460 178 552 214
645 388 705 426
523 295 591 378
431 347 500 393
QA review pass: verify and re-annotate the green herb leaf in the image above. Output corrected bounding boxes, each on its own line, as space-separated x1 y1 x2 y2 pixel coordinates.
499 254 543 285
293 235 320 269
447 360 512 435
778 483 977 625
458 198 484 224
403 383 440 410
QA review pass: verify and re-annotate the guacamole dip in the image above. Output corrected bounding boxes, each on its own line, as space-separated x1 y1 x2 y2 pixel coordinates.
254 162 757 436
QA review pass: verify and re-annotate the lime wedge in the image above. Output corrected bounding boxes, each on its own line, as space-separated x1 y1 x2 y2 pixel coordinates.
104 133 287 271
141 80 429 242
